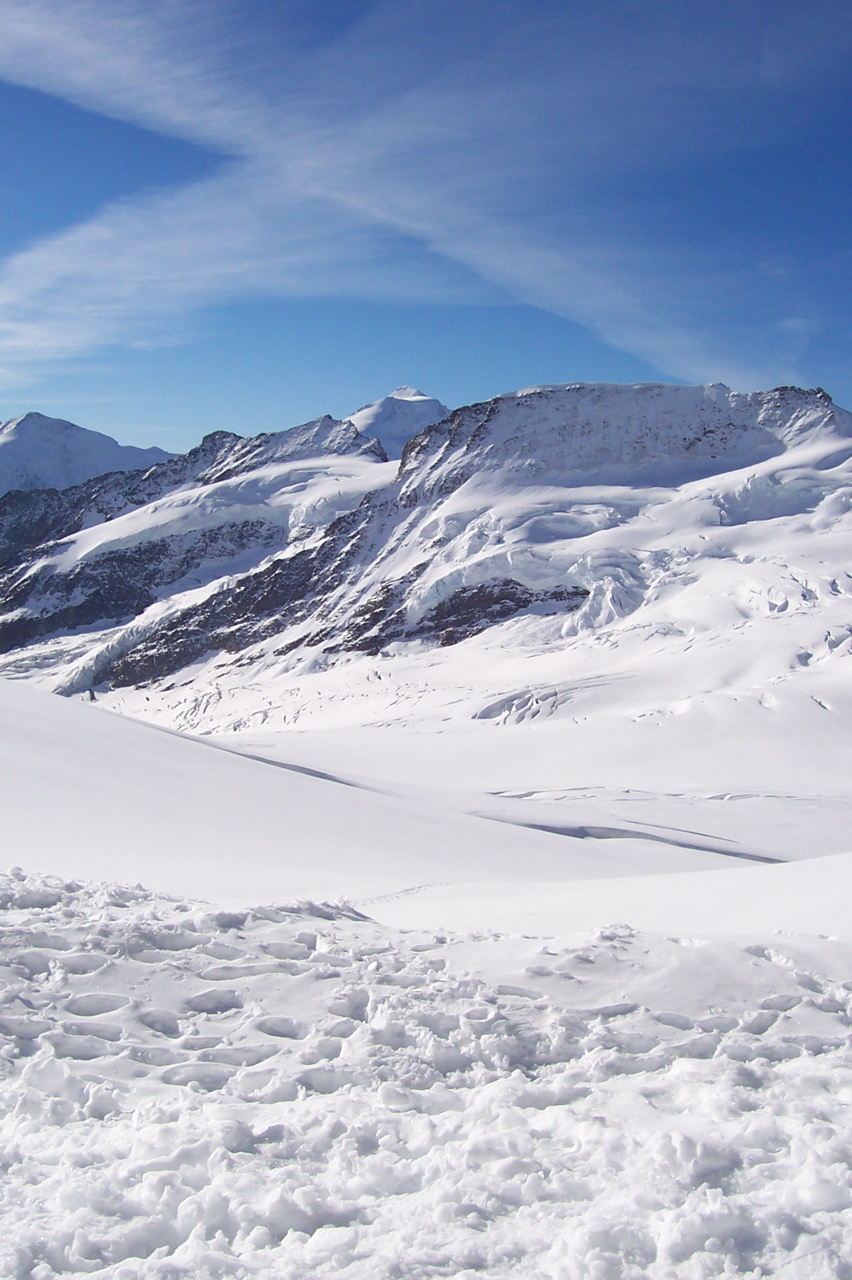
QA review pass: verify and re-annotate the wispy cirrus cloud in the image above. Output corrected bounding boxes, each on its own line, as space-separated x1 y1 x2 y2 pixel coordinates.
0 0 849 392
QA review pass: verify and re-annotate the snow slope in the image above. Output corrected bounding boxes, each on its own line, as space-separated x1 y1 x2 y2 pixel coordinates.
5 381 840 871
0 678 599 904
0 412 172 496
3 673 852 1279
2 381 852 876
344 385 448 458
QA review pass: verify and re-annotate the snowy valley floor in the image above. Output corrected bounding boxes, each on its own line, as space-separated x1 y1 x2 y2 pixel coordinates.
3 675 852 1278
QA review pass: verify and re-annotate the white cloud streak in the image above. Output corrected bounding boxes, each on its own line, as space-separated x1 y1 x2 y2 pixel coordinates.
0 0 847 389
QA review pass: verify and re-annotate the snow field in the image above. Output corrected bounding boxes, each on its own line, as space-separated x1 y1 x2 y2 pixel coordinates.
4 871 852 1279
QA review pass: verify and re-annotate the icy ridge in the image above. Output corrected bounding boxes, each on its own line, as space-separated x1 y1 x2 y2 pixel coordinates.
398 383 849 499
0 416 385 570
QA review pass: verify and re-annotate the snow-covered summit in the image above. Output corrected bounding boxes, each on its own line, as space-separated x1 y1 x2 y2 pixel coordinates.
399 381 850 496
345 386 449 458
0 411 173 497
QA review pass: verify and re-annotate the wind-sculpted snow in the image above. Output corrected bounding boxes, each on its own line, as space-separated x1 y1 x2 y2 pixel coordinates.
3 869 852 1279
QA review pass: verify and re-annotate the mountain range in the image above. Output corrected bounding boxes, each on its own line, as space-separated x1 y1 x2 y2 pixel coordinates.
0 379 849 731
4 378 852 1280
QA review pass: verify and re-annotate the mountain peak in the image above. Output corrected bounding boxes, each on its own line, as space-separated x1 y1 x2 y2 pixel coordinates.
344 387 449 459
0 411 174 497
388 386 432 400
3 410 72 430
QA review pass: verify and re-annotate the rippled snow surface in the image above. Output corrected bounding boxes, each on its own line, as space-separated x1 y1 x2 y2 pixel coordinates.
3 870 852 1279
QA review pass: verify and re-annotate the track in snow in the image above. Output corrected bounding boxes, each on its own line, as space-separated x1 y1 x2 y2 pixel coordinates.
3 870 852 1279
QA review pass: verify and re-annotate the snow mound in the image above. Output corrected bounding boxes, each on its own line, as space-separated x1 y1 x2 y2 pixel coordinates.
345 386 449 458
0 412 173 496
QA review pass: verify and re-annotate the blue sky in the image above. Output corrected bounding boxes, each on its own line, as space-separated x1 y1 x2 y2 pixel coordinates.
0 0 850 450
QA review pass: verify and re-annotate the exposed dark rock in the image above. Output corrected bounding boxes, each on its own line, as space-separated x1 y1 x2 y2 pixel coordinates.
415 580 588 646
0 520 285 653
0 431 241 566
0 412 394 685
104 507 375 687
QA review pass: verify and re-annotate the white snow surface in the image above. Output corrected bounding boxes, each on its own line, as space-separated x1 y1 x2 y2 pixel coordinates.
0 412 172 496
5 382 852 1277
344 385 448 457
5 863 852 1280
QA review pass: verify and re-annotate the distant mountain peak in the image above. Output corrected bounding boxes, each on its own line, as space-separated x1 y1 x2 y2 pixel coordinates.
344 387 449 459
388 385 433 399
3 410 71 431
0 411 174 497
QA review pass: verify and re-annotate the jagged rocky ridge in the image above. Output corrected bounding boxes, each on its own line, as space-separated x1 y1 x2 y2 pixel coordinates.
0 417 387 660
0 382 848 695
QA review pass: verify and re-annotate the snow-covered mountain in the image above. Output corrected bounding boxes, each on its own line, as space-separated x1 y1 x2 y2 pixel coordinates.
0 411 173 496
0 412 387 656
0 379 849 707
5 381 852 1279
344 384 449 457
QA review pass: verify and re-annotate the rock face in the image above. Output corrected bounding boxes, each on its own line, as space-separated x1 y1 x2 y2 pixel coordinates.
397 381 841 496
0 412 173 497
0 381 847 700
0 415 388 673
